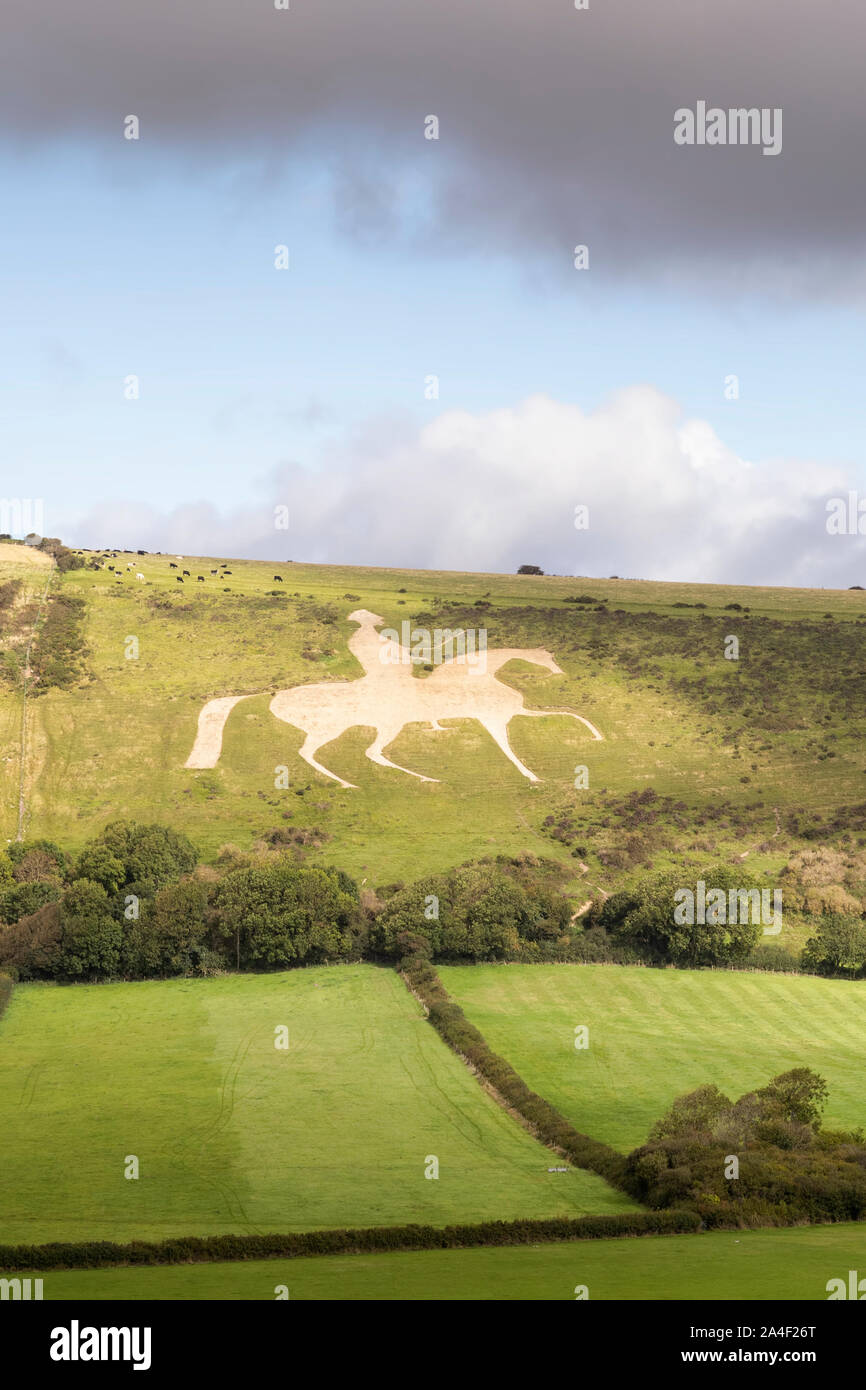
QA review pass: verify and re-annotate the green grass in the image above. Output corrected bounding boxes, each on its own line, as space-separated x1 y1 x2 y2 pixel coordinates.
440 964 866 1152
0 965 633 1245
11 1223 866 1300
4 552 866 890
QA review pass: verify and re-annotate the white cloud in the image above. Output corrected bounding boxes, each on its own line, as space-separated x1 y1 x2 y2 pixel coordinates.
64 387 864 587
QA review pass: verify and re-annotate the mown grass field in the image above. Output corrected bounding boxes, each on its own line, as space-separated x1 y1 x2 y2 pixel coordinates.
440 964 866 1152
0 965 633 1245
2 550 866 893
13 1223 866 1300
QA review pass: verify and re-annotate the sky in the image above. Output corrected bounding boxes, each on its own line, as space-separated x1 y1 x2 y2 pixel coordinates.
2 0 866 585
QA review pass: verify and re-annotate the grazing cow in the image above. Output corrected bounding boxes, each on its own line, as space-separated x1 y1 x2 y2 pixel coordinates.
136 573 145 581
182 570 190 577
107 565 114 571
169 562 178 569
176 576 184 583
273 575 283 582
223 569 232 575
197 575 204 582
210 569 217 575
223 587 231 592
126 562 134 570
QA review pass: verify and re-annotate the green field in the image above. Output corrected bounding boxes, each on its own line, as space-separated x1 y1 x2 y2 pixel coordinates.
0 965 633 1245
440 964 866 1151
12 1223 866 1300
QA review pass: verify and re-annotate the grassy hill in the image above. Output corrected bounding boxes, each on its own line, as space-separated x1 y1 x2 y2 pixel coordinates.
3 548 866 910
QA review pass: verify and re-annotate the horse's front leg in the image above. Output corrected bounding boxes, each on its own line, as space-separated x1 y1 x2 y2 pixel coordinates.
297 732 358 789
364 726 439 782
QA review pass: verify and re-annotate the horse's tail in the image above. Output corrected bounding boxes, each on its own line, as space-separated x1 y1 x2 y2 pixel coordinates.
185 694 251 768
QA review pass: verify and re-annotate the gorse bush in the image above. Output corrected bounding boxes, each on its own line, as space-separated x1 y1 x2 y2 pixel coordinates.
29 592 89 692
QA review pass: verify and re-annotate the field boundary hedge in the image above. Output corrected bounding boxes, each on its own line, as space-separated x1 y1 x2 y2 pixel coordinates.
398 951 631 1193
0 1210 701 1272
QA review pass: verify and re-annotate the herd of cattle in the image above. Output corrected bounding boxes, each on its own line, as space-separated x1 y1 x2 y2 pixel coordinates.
90 550 287 591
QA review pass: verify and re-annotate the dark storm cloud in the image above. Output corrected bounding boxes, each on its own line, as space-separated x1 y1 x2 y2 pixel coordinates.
5 0 866 290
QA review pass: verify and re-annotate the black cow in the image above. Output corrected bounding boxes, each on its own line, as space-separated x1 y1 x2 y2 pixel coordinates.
182 570 190 576
273 575 283 582
169 562 177 569
176 576 184 583
223 569 232 575
210 569 218 575
197 575 204 582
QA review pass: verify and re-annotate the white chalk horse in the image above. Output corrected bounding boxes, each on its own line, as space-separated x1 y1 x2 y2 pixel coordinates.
185 609 602 788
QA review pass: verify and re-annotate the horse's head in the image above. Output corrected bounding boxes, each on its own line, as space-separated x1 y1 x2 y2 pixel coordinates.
347 609 385 627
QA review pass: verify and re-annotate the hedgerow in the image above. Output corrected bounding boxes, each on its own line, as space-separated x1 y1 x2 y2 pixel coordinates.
0 1210 701 1272
399 949 629 1191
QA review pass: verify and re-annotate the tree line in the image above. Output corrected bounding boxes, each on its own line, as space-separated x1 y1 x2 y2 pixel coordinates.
0 823 860 982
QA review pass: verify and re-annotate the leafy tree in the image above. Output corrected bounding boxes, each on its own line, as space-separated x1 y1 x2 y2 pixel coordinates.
603 866 762 966
0 901 62 978
0 878 62 925
122 879 210 977
56 880 122 978
802 914 866 977
649 1084 732 1141
7 839 69 880
372 859 570 960
75 845 126 895
215 860 361 967
82 821 198 899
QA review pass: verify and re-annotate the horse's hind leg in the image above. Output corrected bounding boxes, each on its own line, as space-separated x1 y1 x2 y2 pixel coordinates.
519 708 603 741
477 717 540 782
297 733 358 789
364 727 439 782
